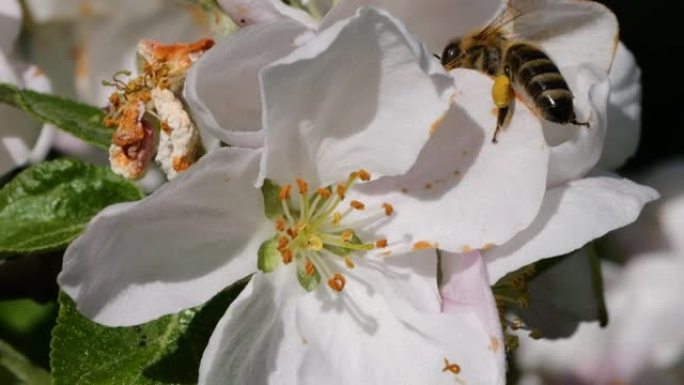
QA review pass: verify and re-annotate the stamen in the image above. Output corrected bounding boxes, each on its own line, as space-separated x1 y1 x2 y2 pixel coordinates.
336 184 346 200
281 249 293 264
332 212 342 225
358 169 371 181
344 256 355 269
305 259 316 276
350 200 365 210
277 236 289 251
442 358 461 374
317 187 331 199
308 235 323 251
375 239 388 248
382 203 394 216
296 178 309 195
413 241 434 250
279 184 292 200
274 217 287 232
327 273 346 292
287 226 299 239
341 229 354 242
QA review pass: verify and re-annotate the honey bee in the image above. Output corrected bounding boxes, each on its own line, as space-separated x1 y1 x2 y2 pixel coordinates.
441 3 589 143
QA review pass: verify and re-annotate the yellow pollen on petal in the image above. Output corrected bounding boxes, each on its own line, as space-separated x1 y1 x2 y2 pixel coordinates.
308 235 323 251
279 184 292 200
358 169 371 181
296 178 309 195
462 245 472 253
350 200 365 210
327 273 346 292
442 358 461 374
375 239 388 248
382 203 394 216
413 241 435 250
344 256 355 269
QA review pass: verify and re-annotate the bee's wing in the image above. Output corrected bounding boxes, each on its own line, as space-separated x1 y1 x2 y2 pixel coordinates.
505 0 618 73
473 4 523 41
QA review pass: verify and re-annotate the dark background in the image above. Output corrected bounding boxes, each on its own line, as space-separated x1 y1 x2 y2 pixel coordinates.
597 0 683 173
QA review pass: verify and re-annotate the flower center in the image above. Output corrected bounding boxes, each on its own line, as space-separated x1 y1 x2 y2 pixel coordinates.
271 170 392 292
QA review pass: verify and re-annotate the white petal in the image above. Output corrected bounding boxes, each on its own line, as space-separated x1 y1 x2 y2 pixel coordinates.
485 176 659 283
185 20 308 148
512 0 618 75
58 148 271 326
200 250 503 385
217 0 317 29
598 43 642 170
321 0 503 53
545 66 610 187
352 69 547 253
0 0 21 52
440 250 506 382
259 7 454 187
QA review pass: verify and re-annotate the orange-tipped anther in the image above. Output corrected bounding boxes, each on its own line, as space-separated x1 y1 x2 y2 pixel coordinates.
382 203 394 216
317 187 331 199
287 226 299 239
305 259 316 276
277 236 289 251
327 273 346 292
336 184 346 200
274 217 287 232
281 249 293 264
375 239 388 248
279 184 292 200
350 200 365 210
413 241 434 250
358 169 371 181
442 358 461 374
296 178 309 195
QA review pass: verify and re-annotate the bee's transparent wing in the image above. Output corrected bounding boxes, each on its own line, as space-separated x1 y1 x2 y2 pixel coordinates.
507 0 618 73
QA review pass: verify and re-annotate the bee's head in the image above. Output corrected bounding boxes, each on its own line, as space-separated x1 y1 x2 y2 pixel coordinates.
441 40 462 69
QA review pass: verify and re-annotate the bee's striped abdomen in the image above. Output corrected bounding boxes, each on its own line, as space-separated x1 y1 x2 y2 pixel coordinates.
506 43 576 124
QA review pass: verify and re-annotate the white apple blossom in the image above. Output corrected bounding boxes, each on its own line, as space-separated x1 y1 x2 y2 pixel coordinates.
190 0 657 283
516 160 684 385
59 8 520 384
0 0 54 177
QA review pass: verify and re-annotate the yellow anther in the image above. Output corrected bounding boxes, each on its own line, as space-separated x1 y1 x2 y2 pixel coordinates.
382 203 394 216
317 187 331 199
413 241 434 250
336 184 346 200
308 235 323 251
274 217 287 232
341 229 354 242
350 200 365 210
296 178 309 195
332 212 342 225
281 249 293 264
442 358 461 374
358 169 371 181
305 259 316 276
375 239 388 248
344 256 355 269
327 273 346 292
279 184 292 200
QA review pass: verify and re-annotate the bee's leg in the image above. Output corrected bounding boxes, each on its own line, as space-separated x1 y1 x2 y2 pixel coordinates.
571 119 591 128
491 66 513 143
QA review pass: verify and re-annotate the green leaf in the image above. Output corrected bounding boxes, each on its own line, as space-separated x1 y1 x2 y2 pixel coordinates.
261 179 283 219
51 279 249 385
257 237 279 273
0 83 111 149
0 339 50 385
0 158 143 258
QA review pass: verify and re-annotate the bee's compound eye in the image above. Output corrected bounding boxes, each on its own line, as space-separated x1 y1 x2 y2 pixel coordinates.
441 42 461 66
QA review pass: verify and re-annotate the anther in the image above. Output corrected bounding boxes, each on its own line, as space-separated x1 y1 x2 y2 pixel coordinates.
350 200 365 210
274 217 287 232
327 273 346 292
375 239 388 248
343 256 355 269
308 235 323 251
305 259 316 276
382 203 394 216
358 169 371 181
341 229 354 242
442 358 461 374
317 187 331 199
336 184 346 200
287 226 299 239
281 249 293 264
279 184 292 200
277 236 289 251
296 178 309 195
413 241 434 250
332 212 342 225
